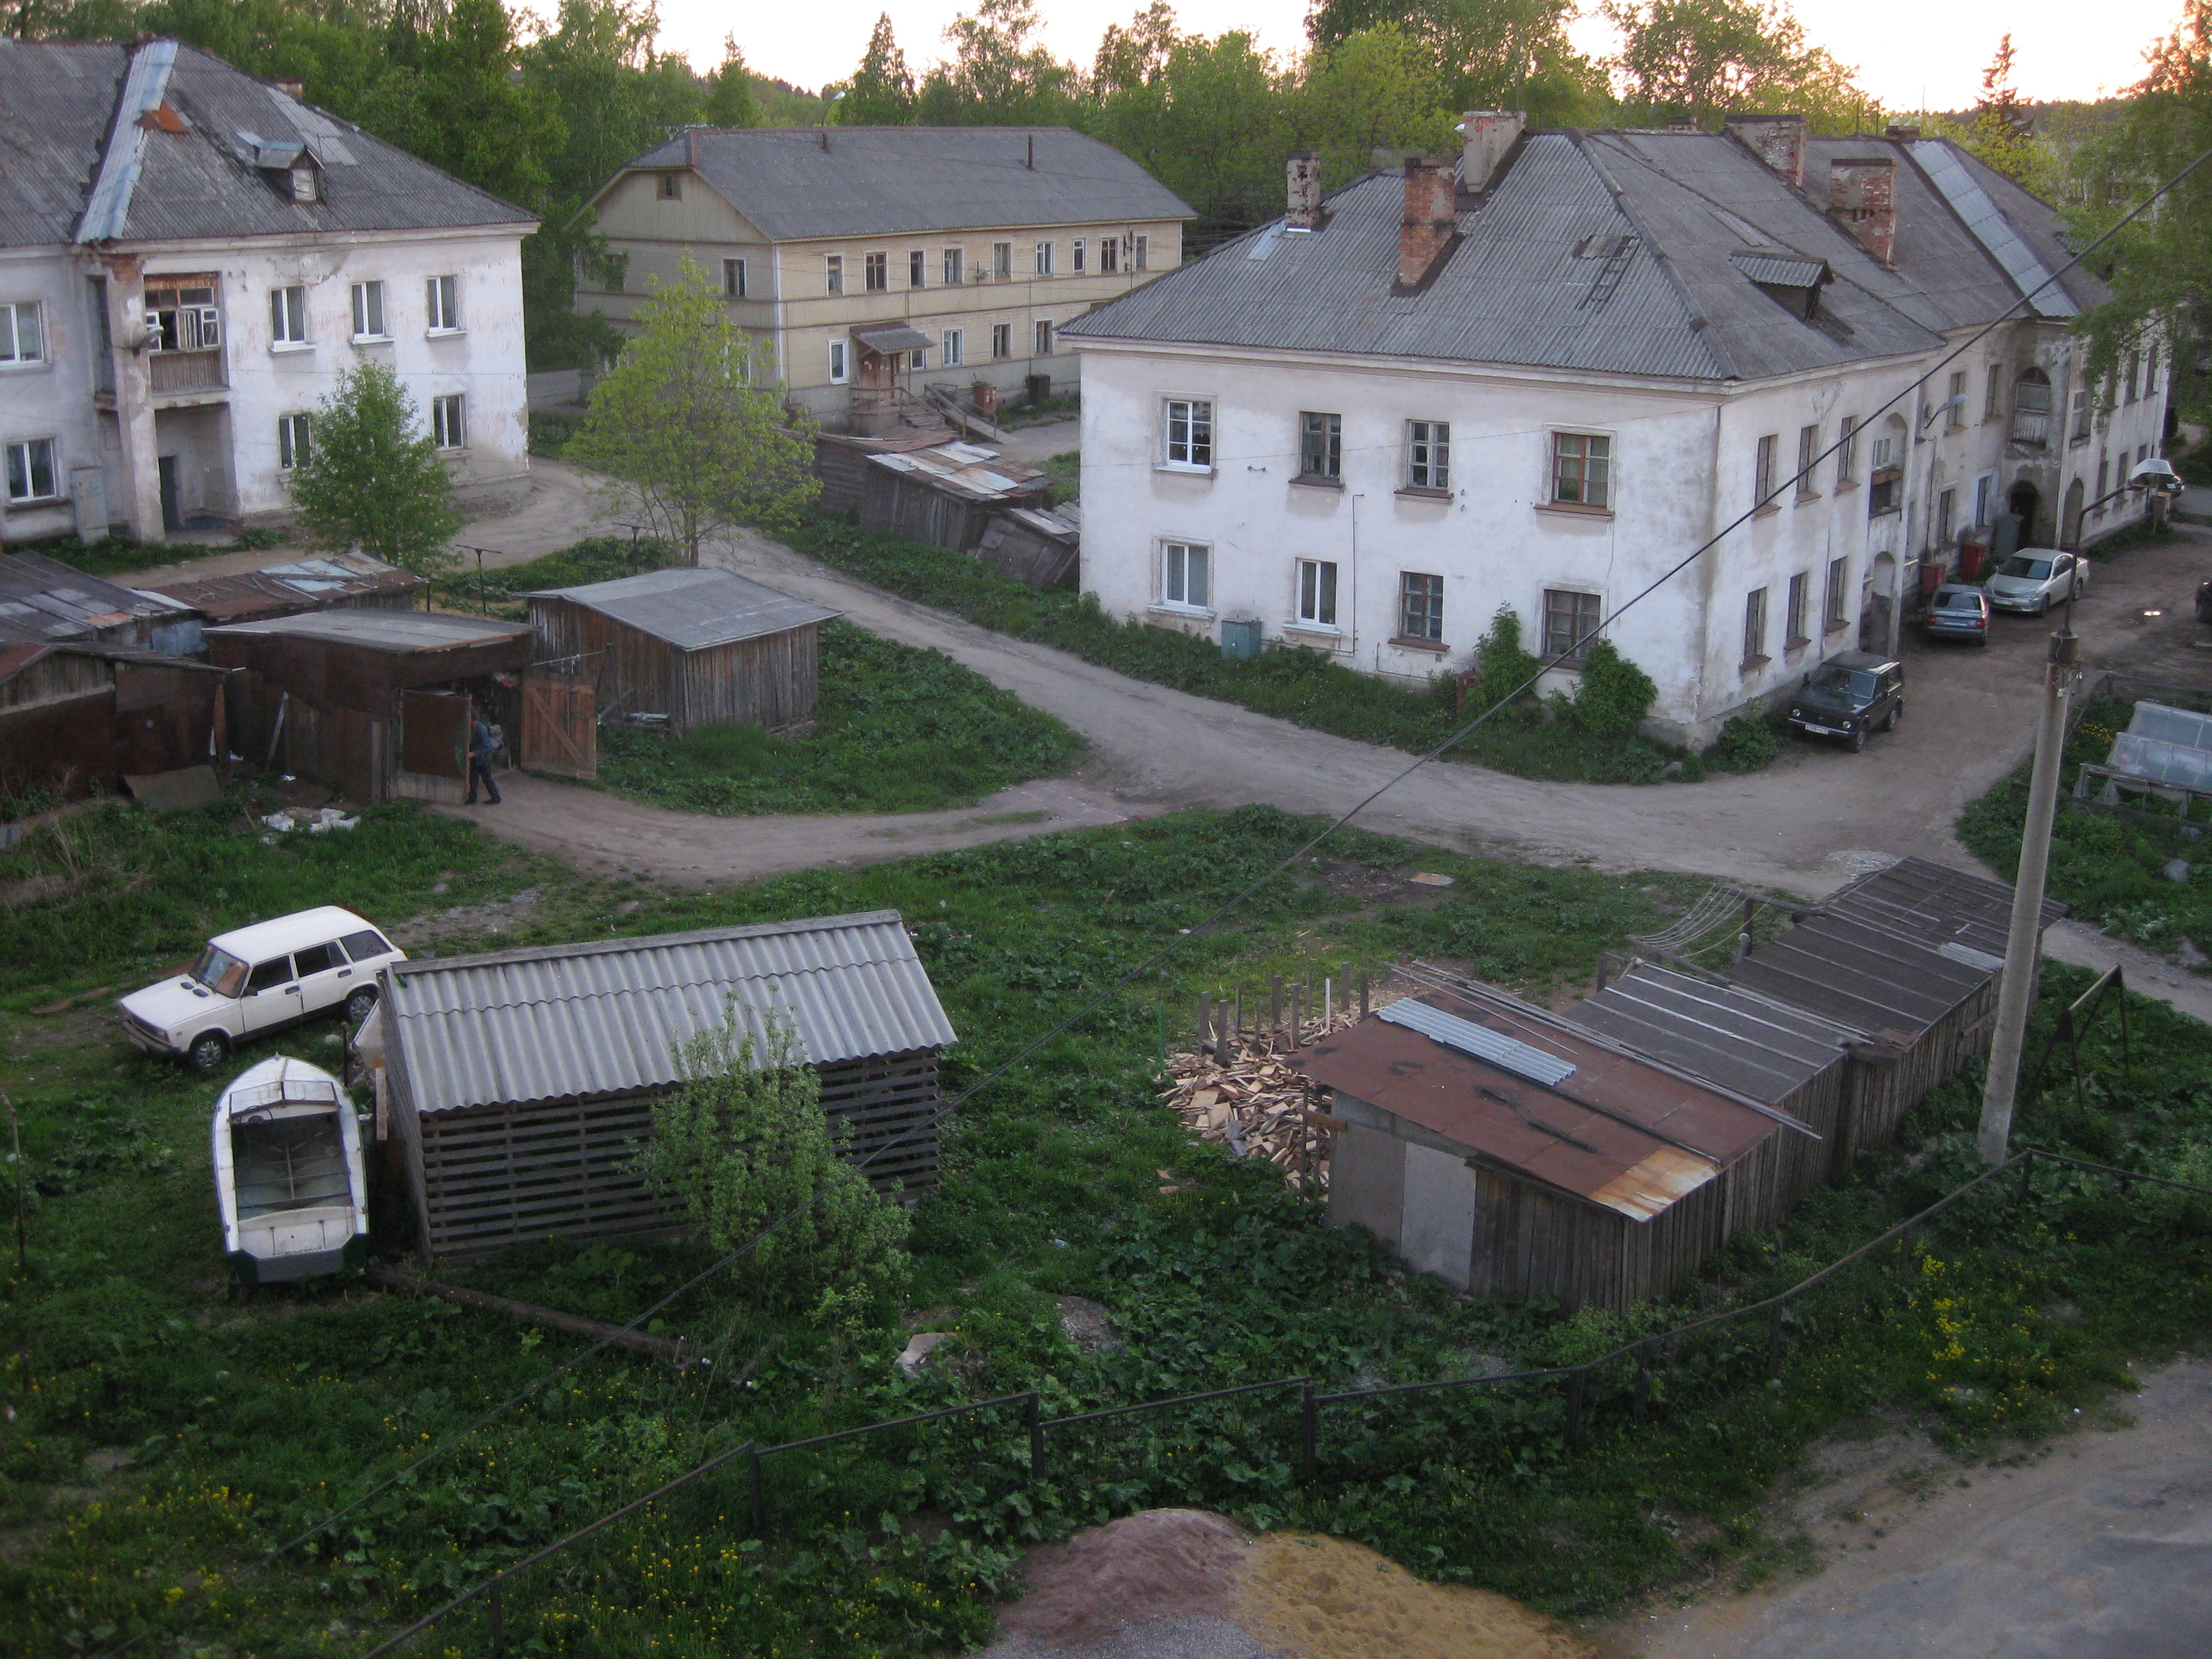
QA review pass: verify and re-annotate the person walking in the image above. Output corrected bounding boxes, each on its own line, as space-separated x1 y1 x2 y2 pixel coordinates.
465 705 503 805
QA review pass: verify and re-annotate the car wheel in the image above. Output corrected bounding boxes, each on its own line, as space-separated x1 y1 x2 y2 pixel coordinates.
345 985 379 1025
2036 594 2050 616
2072 581 2085 600
1883 702 1902 733
1847 726 1866 753
187 1029 230 1071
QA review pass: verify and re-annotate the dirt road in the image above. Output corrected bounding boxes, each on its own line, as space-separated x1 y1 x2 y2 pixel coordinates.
1595 1358 2212 1659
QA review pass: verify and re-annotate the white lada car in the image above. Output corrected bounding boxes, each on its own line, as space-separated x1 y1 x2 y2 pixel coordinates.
119 906 407 1069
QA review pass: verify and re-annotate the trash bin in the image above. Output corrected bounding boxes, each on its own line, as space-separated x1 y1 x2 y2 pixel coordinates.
1220 619 1263 661
1958 540 1988 581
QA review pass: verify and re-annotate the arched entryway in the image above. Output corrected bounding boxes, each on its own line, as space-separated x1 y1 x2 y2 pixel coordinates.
2007 480 2041 546
2062 478 2085 548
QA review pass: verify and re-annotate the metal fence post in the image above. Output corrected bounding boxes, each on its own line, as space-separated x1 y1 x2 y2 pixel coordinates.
748 1445 764 1536
1027 1390 1044 1477
1300 1380 1317 1479
1565 1369 1584 1450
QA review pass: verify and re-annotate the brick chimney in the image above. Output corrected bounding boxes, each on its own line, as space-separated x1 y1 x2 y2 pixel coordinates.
1286 152 1323 230
1458 109 1525 194
1724 113 1805 187
1828 156 1898 265
1395 156 1458 292
271 75 304 100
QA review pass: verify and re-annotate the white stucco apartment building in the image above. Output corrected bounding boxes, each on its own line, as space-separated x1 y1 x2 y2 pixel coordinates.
0 38 535 546
1067 115 2164 745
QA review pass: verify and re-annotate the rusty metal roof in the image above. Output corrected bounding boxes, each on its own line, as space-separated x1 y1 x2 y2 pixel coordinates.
1290 987 1784 1223
867 441 1049 505
383 912 956 1117
1819 855 2065 962
146 552 422 624
0 552 170 646
1568 962 1864 1105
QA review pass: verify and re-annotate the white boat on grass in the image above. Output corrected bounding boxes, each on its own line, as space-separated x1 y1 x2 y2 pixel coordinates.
212 1056 369 1284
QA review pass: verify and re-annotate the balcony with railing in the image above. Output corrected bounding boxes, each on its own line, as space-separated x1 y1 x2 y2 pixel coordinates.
2007 409 2051 450
148 348 226 396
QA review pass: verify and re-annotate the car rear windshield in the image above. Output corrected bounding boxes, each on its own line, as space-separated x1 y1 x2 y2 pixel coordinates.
1807 664 1878 698
190 945 248 998
340 928 393 962
1999 556 2054 580
1936 590 1982 609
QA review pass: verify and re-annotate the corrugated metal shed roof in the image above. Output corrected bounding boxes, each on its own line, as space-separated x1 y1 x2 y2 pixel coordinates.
148 552 422 623
1728 909 1987 1043
1821 855 2066 962
1568 962 1865 1105
205 610 528 653
1070 129 2087 382
384 912 957 1116
1732 251 1827 287
1290 988 1783 1222
0 38 533 251
0 552 171 646
1906 141 2077 319
868 442 1050 504
524 567 839 652
609 126 1195 241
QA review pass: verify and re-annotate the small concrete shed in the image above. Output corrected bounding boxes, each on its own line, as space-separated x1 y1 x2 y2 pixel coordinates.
1290 982 1808 1310
374 912 956 1261
525 566 840 734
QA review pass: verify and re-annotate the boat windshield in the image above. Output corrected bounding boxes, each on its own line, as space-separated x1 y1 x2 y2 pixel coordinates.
189 944 249 998
1807 664 1879 700
1999 555 2055 581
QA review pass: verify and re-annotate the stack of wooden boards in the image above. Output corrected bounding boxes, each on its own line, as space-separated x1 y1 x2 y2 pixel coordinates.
1160 1027 1343 1190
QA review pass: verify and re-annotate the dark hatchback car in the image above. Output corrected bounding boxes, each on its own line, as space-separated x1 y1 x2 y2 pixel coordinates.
1924 583 1992 646
1786 651 1904 752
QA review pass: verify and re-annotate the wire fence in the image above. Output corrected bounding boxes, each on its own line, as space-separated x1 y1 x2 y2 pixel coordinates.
358 1145 2212 1658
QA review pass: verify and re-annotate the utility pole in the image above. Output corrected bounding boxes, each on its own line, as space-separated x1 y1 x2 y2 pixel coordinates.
1978 623 2081 1164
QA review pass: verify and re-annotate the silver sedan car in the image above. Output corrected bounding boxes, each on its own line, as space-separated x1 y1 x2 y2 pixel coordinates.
1984 548 2089 615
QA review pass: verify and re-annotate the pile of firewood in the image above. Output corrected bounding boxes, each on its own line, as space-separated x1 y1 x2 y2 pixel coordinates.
1160 1022 1353 1191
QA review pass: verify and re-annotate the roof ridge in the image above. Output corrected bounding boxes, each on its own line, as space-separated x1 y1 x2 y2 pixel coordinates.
393 912 912 979
1571 131 1736 380
76 37 174 244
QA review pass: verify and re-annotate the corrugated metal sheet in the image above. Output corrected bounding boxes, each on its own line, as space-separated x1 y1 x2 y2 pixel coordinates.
0 552 170 647
853 323 935 354
206 610 528 654
1071 129 2086 382
1732 251 1827 287
384 912 958 1115
1729 911 1986 1042
148 552 422 624
1378 998 1577 1085
611 126 1195 241
1820 855 2066 962
1907 140 2078 319
1 38 531 253
523 567 838 653
1567 962 1863 1105
867 443 1048 505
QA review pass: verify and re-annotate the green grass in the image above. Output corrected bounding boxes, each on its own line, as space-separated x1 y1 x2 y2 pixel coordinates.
35 526 285 579
5 797 2211 1656
788 515 1708 785
588 620 1086 815
1959 692 2212 965
1040 449 1080 504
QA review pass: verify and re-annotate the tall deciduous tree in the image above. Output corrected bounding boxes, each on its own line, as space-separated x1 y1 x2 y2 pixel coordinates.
1293 25 1461 188
629 1010 910 1319
567 254 821 563
916 0 1083 125
1305 0 1607 127
846 12 916 123
1091 5 1289 225
285 361 464 577
1604 0 1875 131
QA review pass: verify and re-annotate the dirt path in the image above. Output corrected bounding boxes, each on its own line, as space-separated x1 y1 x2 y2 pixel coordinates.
1593 1357 2212 1659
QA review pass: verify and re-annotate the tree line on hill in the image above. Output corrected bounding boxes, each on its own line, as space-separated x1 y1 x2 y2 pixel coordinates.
3 0 2207 404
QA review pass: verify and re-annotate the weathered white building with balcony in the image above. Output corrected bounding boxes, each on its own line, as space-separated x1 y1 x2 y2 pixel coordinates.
0 38 534 547
1067 115 2164 746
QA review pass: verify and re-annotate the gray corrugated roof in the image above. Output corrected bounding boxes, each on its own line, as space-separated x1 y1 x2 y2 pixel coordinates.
1905 142 2075 319
0 552 172 646
611 126 1194 241
1070 129 2082 384
384 912 957 1115
1568 962 1862 1106
205 610 528 652
525 565 839 651
1820 855 2066 959
0 38 533 251
1732 251 1827 287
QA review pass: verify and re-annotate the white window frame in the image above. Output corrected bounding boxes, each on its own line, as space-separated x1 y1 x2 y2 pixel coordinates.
1034 240 1055 276
5 436 59 504
1162 397 1213 472
992 241 1013 280
277 412 311 471
723 258 747 299
1294 557 1338 629
349 280 387 341
909 249 926 289
1742 586 1769 667
942 328 964 367
1973 470 1998 530
942 247 964 285
1160 539 1211 612
825 255 844 295
1753 433 1778 507
431 392 466 451
909 346 927 371
863 251 889 293
426 274 460 333
1072 237 1086 272
1406 419 1449 491
0 300 41 367
1033 319 1053 357
1100 237 1120 274
991 323 1012 360
1134 234 1149 270
269 285 309 348
828 339 848 384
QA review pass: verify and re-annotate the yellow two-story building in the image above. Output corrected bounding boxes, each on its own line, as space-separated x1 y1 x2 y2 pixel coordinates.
583 126 1193 431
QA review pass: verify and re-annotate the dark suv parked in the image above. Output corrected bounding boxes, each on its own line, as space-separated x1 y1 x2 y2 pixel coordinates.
1786 652 1904 753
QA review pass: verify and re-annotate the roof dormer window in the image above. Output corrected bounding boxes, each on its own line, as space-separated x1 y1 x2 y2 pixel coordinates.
290 162 319 203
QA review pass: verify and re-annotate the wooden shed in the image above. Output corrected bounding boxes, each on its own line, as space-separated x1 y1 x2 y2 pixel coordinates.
206 610 533 804
373 912 957 1262
815 432 1052 553
1723 858 2066 1167
525 566 840 735
0 642 229 800
1290 981 1810 1311
144 552 424 653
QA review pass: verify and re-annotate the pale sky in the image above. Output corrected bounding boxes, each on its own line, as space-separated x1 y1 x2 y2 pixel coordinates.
650 0 2179 117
